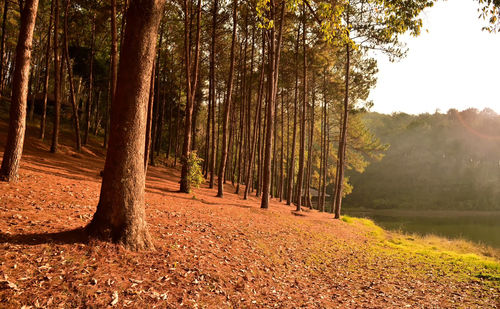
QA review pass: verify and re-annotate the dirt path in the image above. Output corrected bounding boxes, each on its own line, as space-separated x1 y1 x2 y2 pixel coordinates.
0 123 499 308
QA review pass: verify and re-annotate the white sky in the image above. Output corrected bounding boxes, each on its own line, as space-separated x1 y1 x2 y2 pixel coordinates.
369 0 500 115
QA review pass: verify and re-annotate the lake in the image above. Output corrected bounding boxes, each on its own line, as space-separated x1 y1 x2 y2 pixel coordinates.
344 209 500 249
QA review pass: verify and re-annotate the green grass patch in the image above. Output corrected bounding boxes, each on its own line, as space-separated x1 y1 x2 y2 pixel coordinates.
343 215 500 288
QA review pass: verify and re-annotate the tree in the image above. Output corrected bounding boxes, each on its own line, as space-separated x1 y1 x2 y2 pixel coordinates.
295 5 307 212
180 0 202 193
0 0 40 181
217 0 238 198
63 0 82 152
331 0 433 218
83 11 96 146
477 0 500 32
0 0 8 93
208 0 218 189
86 0 166 250
50 0 60 153
286 23 300 206
39 0 54 140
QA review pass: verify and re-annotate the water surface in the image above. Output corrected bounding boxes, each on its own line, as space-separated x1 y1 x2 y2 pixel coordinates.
344 209 500 249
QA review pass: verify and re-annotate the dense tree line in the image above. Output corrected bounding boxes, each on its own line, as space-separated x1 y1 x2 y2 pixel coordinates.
346 109 500 211
0 0 432 249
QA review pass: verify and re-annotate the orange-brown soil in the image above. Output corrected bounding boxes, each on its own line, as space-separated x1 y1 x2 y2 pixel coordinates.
0 120 499 308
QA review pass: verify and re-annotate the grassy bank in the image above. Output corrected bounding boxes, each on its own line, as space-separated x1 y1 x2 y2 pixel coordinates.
342 215 500 288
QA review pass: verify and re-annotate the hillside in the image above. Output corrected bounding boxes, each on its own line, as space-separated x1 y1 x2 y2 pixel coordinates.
345 109 500 211
0 121 499 308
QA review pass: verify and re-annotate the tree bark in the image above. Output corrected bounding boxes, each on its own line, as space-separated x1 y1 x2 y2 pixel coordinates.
145 59 155 171
180 0 202 193
0 0 8 93
87 0 165 250
39 0 53 140
104 0 118 149
279 90 284 201
50 0 60 153
243 30 264 200
235 14 249 194
84 12 96 146
261 0 284 209
63 0 82 152
216 0 238 197
334 40 350 219
286 23 300 206
208 0 218 188
0 0 39 181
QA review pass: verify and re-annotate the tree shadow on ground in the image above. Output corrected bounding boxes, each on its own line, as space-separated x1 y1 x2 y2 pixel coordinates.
0 227 88 245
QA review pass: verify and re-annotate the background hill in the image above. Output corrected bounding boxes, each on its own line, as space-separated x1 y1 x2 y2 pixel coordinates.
345 108 500 211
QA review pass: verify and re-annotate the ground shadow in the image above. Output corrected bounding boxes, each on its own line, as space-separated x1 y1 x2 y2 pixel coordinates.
0 227 88 246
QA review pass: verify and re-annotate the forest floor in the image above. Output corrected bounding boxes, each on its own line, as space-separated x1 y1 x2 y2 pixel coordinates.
0 119 499 308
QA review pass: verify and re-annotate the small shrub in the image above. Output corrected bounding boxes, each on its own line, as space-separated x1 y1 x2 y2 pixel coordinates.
186 151 204 192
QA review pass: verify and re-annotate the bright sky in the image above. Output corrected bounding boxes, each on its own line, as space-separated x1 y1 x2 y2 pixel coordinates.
369 0 500 115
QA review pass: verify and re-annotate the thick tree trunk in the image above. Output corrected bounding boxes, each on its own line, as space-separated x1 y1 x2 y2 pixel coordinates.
216 0 237 197
63 0 82 152
0 0 39 181
50 0 60 153
87 0 165 250
39 0 53 140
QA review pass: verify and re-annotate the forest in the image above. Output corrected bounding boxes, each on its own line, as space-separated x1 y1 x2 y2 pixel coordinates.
0 0 431 241
0 0 499 307
346 109 500 211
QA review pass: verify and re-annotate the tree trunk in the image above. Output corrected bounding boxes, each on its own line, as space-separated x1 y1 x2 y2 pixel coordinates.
63 0 82 152
39 0 53 140
295 6 308 212
145 59 155 171
235 15 249 194
208 0 218 188
243 30 263 200
28 34 42 121
50 0 60 153
320 71 328 212
180 0 201 193
261 0 284 209
279 90 284 201
216 0 237 197
334 40 350 219
0 0 39 181
173 67 182 167
87 0 165 250
0 0 8 93
305 76 314 209
286 24 300 206
84 12 95 146
150 26 163 166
